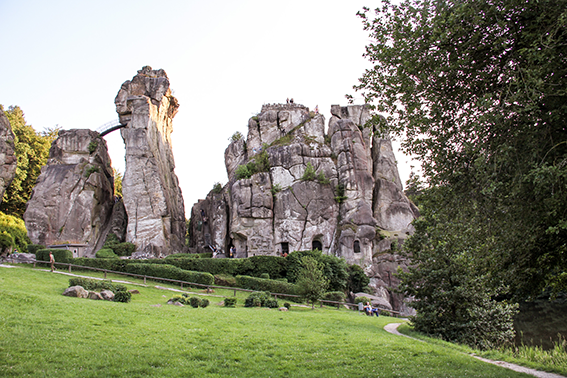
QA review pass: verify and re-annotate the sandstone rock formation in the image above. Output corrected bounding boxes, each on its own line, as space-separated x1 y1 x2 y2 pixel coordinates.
24 129 115 255
63 286 89 298
115 66 186 256
0 108 17 201
190 103 418 314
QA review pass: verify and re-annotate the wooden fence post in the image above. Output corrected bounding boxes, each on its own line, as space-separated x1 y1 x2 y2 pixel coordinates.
104 270 107 279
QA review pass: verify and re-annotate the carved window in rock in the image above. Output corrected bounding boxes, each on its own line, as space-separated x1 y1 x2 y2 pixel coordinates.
353 240 361 253
312 240 322 251
281 242 289 255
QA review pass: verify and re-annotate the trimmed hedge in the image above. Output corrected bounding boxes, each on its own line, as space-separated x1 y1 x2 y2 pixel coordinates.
123 263 214 286
236 275 297 295
26 244 45 254
36 249 73 264
95 248 118 259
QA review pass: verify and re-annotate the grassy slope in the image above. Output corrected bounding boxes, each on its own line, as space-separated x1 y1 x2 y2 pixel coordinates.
0 266 532 378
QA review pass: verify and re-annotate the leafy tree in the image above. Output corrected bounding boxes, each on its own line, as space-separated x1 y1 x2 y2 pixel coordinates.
397 190 518 349
113 168 123 197
0 105 54 217
347 264 370 294
0 211 30 253
295 256 329 309
286 250 348 292
353 0 567 297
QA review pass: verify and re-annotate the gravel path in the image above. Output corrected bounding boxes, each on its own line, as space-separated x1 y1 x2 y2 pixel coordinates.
384 323 566 378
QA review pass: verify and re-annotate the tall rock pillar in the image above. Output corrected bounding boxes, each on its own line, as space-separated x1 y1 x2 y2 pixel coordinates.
115 66 186 256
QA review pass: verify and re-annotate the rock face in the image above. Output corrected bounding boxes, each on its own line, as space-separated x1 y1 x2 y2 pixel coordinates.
115 66 186 257
190 103 418 314
24 129 115 255
0 108 17 201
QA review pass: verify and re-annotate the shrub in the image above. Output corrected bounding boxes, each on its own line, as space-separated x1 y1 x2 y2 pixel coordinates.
235 164 252 180
189 297 201 308
36 249 73 264
283 302 291 309
270 183 282 196
88 141 98 153
235 147 270 180
244 291 277 308
96 248 118 259
0 232 14 252
229 131 243 142
112 243 136 257
260 273 270 279
301 162 317 181
212 182 223 194
113 291 131 303
68 278 120 293
0 211 30 253
224 297 237 307
124 263 214 286
200 298 210 308
347 264 370 293
85 166 100 178
214 274 237 287
170 296 185 304
236 275 297 295
322 291 346 303
354 296 370 304
26 244 45 254
334 183 347 203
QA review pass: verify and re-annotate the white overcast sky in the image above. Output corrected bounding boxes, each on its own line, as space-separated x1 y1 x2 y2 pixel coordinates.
0 0 414 215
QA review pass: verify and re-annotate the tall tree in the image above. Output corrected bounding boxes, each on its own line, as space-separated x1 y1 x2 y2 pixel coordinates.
295 256 329 309
353 0 567 298
0 105 54 218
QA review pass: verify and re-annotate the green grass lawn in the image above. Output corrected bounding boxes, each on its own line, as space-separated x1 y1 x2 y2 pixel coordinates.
0 265 535 378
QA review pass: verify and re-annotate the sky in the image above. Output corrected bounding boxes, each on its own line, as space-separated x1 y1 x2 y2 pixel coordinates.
0 0 414 215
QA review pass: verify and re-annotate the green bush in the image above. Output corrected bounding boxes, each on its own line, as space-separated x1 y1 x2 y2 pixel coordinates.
214 274 237 287
284 302 291 309
354 296 370 304
347 264 370 293
170 295 185 304
244 291 276 308
123 263 214 286
200 298 210 308
235 147 270 180
68 278 120 293
189 297 201 308
0 211 30 252
0 232 14 252
36 249 73 264
236 275 297 295
112 243 136 257
26 244 45 254
286 250 348 292
322 291 346 303
260 273 270 279
113 291 131 303
224 298 237 307
96 248 118 259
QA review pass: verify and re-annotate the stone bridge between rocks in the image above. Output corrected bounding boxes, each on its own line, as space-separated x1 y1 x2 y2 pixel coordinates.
96 119 126 137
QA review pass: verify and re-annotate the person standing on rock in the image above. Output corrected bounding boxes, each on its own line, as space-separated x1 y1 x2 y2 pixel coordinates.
49 251 56 272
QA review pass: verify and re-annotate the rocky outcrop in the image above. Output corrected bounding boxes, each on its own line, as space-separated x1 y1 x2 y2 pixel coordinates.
0 108 17 202
24 129 115 255
115 66 186 257
190 103 418 314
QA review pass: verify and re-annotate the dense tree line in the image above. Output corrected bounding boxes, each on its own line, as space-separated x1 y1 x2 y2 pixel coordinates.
353 0 566 347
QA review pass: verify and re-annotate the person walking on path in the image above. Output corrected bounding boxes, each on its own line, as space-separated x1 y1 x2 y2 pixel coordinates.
49 251 56 272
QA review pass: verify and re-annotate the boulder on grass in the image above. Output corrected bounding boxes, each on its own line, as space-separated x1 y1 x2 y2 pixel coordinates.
88 291 103 300
63 286 88 298
100 290 115 301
